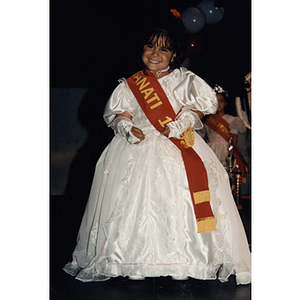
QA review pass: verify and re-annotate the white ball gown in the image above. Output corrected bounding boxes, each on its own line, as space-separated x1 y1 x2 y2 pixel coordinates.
63 68 251 285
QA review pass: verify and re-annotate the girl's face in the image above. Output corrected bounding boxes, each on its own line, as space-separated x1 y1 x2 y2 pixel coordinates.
142 35 176 73
217 94 227 113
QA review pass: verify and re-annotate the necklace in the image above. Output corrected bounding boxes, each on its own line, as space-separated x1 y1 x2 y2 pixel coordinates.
151 65 170 78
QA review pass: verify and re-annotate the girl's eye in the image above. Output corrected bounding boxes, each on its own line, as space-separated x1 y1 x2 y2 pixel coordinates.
161 48 168 52
146 44 154 49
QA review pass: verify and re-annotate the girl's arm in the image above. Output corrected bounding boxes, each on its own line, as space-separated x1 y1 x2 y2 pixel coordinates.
116 112 145 144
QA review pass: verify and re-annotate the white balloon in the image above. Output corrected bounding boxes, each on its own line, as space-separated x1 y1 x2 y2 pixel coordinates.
197 0 224 24
181 7 206 33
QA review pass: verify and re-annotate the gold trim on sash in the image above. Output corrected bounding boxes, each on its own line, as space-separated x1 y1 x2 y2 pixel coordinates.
193 190 211 204
197 217 217 233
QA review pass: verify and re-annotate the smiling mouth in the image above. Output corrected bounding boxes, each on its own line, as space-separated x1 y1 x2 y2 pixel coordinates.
149 59 160 64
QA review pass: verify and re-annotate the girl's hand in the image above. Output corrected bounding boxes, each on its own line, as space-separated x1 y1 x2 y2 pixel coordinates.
131 127 145 144
162 125 170 137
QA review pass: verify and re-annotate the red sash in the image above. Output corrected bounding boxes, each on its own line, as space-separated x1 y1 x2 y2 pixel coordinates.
127 70 216 233
206 114 248 182
206 114 231 142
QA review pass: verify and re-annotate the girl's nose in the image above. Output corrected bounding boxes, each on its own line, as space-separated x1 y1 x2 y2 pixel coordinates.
150 48 159 57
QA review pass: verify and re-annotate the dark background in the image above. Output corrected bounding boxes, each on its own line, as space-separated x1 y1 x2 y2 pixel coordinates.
51 0 251 93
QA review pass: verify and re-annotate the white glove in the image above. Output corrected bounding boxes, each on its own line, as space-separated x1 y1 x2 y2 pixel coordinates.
110 116 140 144
167 109 203 139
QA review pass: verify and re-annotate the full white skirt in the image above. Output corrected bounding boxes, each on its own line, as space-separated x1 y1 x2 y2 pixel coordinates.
63 129 251 285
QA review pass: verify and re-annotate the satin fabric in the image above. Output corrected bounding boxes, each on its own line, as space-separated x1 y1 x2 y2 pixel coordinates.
63 68 251 284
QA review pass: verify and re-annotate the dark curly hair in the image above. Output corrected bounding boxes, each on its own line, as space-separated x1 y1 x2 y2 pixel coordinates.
139 11 189 70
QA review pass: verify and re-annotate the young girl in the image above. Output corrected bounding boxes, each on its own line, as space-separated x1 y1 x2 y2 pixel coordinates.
200 88 247 181
63 11 251 285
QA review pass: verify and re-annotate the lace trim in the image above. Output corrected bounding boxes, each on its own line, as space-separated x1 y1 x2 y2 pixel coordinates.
63 261 81 277
90 222 99 246
203 158 235 282
78 260 235 282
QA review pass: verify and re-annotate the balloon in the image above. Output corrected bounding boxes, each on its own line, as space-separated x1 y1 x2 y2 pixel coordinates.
197 0 224 24
181 7 206 33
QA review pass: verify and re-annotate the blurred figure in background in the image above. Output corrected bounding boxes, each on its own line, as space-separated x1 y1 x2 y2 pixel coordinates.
199 86 247 183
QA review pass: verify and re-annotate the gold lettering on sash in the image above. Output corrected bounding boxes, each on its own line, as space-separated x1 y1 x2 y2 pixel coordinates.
210 118 217 126
218 124 230 137
133 74 142 82
150 101 163 109
136 77 150 90
158 116 172 128
132 74 163 110
147 93 160 104
207 115 230 139
141 87 154 100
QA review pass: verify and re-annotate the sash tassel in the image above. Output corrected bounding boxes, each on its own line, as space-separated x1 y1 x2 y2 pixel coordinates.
194 190 211 204
197 217 216 233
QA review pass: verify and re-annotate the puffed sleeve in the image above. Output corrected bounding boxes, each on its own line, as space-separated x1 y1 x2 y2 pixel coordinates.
103 78 137 126
173 68 218 115
229 116 247 134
